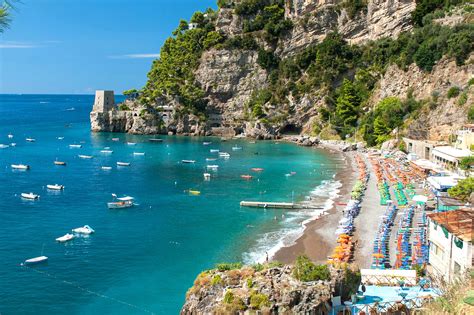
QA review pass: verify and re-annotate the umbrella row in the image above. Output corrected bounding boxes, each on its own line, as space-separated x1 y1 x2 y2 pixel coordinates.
371 204 398 269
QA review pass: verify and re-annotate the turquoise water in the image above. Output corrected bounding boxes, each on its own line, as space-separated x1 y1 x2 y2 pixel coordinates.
0 95 342 314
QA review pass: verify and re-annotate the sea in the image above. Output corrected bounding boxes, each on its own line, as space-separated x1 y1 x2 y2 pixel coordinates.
0 94 343 314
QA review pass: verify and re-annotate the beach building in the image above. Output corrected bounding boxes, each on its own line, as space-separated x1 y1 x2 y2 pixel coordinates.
427 209 473 282
431 146 471 170
454 124 474 151
402 138 440 160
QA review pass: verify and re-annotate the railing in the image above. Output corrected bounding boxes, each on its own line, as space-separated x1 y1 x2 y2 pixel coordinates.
351 296 434 314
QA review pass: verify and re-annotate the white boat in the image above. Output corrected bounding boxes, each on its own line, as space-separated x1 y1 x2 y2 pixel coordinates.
24 256 48 265
232 146 242 151
203 142 212 145
54 161 66 166
72 225 95 235
182 160 195 164
207 165 219 170
100 150 113 154
117 162 131 166
8 134 13 139
21 192 39 200
47 184 64 191
203 173 211 180
101 166 112 170
11 164 30 170
127 142 136 145
10 143 16 147
206 158 217 161
78 155 93 159
57 137 64 140
219 152 230 158
56 233 75 243
112 138 120 141
69 144 82 148
133 152 145 156
210 149 220 153
66 107 75 111
108 196 134 209
26 138 36 142
0 144 9 149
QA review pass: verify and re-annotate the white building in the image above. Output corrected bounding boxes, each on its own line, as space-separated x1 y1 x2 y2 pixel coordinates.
431 146 471 170
455 124 474 151
427 209 473 282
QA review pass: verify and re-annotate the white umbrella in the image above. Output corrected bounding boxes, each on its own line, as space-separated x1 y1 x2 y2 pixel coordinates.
339 217 351 224
412 195 428 203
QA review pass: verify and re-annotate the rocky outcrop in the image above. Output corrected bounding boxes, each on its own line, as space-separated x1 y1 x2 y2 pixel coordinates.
90 110 163 134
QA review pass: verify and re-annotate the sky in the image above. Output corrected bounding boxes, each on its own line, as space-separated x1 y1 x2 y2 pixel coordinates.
0 0 217 94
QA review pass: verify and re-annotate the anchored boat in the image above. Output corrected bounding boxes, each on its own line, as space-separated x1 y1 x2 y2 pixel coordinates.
23 256 48 265
56 233 75 243
21 192 40 200
72 225 95 235
107 196 135 209
25 138 36 142
78 155 93 159
54 161 66 166
11 164 30 170
69 144 82 148
100 150 113 154
182 160 195 164
47 184 64 191
117 161 131 166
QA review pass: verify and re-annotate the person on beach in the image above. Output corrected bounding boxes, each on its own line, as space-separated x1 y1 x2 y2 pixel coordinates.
265 252 269 263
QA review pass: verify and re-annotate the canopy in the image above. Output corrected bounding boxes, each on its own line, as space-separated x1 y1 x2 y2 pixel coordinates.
117 196 134 201
412 195 428 203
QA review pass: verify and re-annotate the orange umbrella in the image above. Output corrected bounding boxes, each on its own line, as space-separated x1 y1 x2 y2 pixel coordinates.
372 253 384 258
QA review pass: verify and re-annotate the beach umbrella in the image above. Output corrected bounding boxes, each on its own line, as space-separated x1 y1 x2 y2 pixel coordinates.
372 253 384 258
412 195 428 203
339 234 350 238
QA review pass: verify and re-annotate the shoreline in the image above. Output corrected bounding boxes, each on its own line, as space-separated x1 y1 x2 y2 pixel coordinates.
272 147 357 264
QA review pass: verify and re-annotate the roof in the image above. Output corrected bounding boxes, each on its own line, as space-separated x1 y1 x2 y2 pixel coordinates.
432 146 472 159
428 209 474 242
427 175 462 190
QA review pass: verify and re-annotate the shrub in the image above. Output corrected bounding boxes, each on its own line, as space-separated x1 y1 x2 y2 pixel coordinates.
469 105 474 122
223 289 234 304
448 177 474 201
211 274 223 286
458 92 468 106
468 78 474 86
257 48 279 69
118 104 130 111
216 262 242 271
249 291 270 309
246 278 254 288
292 255 331 282
447 86 461 98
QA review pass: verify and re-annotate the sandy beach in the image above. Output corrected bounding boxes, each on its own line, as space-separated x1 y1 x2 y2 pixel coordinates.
273 148 358 264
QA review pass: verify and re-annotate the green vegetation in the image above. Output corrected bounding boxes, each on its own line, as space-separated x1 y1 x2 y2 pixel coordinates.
292 255 331 282
118 104 130 111
247 89 272 118
251 261 284 272
249 291 270 309
246 278 253 288
447 86 461 98
215 262 243 271
0 1 18 33
469 105 474 122
458 92 468 106
459 156 474 171
411 0 465 26
211 274 223 286
448 177 474 201
342 0 368 19
223 289 234 303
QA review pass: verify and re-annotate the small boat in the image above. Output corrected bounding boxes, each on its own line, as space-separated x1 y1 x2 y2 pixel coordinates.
182 160 195 164
112 138 120 141
11 164 30 170
24 256 48 265
57 137 64 140
249 141 256 144
69 144 82 148
149 138 163 143
26 138 36 142
251 168 264 172
21 192 40 200
203 142 212 145
101 166 112 170
54 161 66 166
133 152 145 156
10 143 16 147
241 175 253 180
0 144 9 149
47 184 65 191
207 165 219 170
127 142 136 145
100 150 113 154
56 233 75 243
210 149 219 153
72 225 95 234
66 107 75 111
232 146 242 151
78 155 93 159
8 134 13 139
117 162 131 166
219 152 230 158
206 158 217 161
188 190 201 196
203 173 211 180
108 196 135 209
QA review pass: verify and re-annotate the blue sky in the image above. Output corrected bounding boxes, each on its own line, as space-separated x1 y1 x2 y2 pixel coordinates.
0 0 217 94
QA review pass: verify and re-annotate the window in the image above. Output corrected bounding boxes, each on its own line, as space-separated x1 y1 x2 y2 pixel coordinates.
453 262 461 275
430 241 445 259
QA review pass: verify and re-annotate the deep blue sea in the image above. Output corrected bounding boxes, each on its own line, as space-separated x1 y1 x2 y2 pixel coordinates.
0 94 342 314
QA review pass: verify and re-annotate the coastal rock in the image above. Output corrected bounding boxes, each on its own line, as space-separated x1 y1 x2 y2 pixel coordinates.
90 109 162 134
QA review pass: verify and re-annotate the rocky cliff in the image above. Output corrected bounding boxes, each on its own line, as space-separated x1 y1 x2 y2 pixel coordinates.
90 0 474 145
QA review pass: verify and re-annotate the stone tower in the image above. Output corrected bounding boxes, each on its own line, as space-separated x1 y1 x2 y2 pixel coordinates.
93 90 115 112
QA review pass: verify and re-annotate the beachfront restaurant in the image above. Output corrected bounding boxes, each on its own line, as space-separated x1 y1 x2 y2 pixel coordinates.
427 209 473 283
431 146 471 170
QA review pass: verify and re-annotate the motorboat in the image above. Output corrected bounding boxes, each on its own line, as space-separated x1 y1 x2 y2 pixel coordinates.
181 160 195 164
72 225 95 235
149 138 163 143
117 162 131 166
108 196 135 209
0 144 9 149
24 256 48 265
203 173 211 180
69 144 82 148
188 190 201 196
21 192 40 200
101 166 112 170
206 158 217 161
241 175 253 180
57 136 64 140
100 150 113 154
206 165 219 170
127 142 136 145
8 134 13 139
232 146 242 151
219 152 230 158
11 164 30 170
56 233 75 243
133 152 145 156
54 161 66 166
251 168 264 172
10 143 16 147
203 142 212 145
210 149 219 153
112 138 120 141
26 138 36 142
66 107 75 111
47 184 64 191
78 155 93 159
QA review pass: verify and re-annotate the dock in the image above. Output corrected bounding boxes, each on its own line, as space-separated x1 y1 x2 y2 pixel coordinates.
240 201 299 209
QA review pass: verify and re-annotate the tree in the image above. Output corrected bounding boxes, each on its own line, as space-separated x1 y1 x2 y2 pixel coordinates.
0 1 18 32
459 156 474 171
448 177 474 202
190 11 205 26
335 79 361 136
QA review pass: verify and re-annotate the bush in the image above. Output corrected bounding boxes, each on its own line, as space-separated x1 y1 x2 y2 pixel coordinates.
118 104 130 111
292 255 331 282
257 48 279 69
447 86 461 98
468 77 474 86
458 92 468 106
468 105 474 122
223 289 234 304
448 177 474 201
343 0 368 19
216 262 242 271
249 291 270 309
211 274 223 286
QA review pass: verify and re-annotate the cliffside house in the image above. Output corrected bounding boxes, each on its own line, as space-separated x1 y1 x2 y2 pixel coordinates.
454 124 474 151
427 209 473 282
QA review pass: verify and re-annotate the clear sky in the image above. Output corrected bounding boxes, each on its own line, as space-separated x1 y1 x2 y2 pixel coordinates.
0 0 217 94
